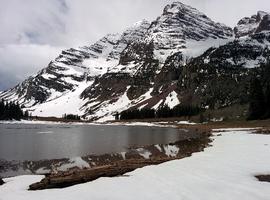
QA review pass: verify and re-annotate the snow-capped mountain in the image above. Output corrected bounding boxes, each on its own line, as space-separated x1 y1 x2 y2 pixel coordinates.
1 2 270 121
0 20 150 115
120 2 233 65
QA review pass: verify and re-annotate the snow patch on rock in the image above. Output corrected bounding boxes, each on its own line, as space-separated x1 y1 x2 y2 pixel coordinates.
57 157 90 171
163 145 180 157
164 91 180 109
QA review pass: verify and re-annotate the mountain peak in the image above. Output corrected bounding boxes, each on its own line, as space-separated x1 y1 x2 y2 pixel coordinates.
162 1 206 18
147 1 232 47
163 2 194 13
123 19 150 40
257 11 269 21
234 10 270 37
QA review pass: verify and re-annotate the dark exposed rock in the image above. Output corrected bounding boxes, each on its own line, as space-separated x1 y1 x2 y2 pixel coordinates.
256 14 270 33
0 178 4 185
119 41 155 65
234 11 270 38
153 52 183 95
175 39 269 108
255 174 270 183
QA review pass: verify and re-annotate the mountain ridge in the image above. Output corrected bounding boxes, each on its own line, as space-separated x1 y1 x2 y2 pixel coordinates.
1 2 270 121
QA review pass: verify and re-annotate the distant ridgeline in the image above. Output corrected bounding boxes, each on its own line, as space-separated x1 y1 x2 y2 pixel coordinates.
0 99 29 120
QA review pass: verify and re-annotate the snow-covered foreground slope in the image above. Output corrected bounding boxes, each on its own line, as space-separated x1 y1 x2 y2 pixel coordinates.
1 129 270 200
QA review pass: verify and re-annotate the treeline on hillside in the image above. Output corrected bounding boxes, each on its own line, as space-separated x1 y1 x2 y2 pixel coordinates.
0 99 29 120
63 114 81 121
248 79 270 120
120 104 203 120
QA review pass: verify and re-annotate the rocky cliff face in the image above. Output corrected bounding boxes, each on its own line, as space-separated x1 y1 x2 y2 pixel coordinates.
1 2 270 121
234 11 270 38
177 26 270 109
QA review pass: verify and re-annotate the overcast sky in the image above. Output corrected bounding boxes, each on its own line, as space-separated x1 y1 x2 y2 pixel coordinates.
0 0 269 90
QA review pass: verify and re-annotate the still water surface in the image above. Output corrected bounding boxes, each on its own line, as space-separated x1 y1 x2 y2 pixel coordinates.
0 123 182 161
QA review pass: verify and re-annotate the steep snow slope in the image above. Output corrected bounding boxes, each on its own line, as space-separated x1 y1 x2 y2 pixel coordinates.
0 32 123 106
0 20 151 118
30 80 93 117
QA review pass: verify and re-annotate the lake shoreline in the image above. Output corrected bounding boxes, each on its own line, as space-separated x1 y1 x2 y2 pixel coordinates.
0 126 210 178
0 119 194 128
25 124 270 190
2 128 269 200
2 119 269 190
28 128 211 190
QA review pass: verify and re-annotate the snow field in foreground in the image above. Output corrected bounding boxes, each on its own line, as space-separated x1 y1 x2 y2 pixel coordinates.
1 129 270 200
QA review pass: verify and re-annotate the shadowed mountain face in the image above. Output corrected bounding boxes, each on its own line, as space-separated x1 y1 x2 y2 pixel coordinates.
1 2 270 121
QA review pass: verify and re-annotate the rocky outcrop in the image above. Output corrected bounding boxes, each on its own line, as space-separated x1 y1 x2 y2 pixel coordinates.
234 11 270 37
256 14 270 33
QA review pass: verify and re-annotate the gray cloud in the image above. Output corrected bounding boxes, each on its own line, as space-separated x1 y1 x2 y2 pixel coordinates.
0 44 62 90
0 0 269 90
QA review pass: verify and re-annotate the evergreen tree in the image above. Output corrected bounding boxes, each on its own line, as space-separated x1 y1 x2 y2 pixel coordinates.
63 114 81 120
199 113 206 123
264 83 270 119
0 99 26 121
247 78 265 120
120 104 203 120
24 110 29 119
0 99 4 120
156 105 172 118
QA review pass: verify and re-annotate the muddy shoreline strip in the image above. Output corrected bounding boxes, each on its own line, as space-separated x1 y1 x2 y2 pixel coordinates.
255 175 270 183
29 129 211 190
